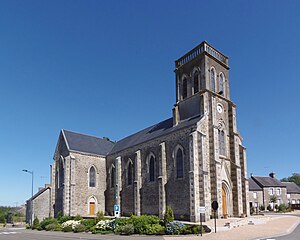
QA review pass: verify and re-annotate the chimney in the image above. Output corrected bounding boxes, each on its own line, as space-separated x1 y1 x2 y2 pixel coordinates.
269 172 276 178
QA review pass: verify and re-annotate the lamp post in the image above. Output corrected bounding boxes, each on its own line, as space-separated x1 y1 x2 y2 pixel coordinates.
22 169 34 226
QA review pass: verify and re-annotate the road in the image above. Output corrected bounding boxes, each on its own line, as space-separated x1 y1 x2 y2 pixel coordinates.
0 228 163 240
258 213 300 240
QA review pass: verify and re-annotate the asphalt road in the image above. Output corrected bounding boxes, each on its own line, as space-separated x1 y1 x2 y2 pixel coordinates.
259 213 300 240
0 228 164 240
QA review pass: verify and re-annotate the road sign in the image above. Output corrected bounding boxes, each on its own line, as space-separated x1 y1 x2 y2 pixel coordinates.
212 201 219 211
198 206 206 213
114 204 120 212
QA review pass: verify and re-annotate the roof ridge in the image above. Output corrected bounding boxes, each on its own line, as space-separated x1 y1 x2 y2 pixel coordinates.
62 129 112 142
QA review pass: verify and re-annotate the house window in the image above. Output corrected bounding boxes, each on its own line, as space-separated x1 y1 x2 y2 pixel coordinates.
219 73 224 95
276 188 281 195
176 148 184 178
218 129 225 156
253 192 257 199
127 161 133 186
89 166 96 187
193 71 199 94
292 199 296 204
149 156 155 182
268 188 274 195
210 68 215 92
110 165 115 189
182 77 187 99
287 194 291 199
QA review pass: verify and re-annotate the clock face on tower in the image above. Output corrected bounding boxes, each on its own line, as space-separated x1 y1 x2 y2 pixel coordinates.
217 104 223 113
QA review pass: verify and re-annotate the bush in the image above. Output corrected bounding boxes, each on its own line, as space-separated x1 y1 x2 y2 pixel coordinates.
95 211 105 222
143 224 165 235
0 214 6 224
164 206 174 225
95 219 115 231
130 215 161 234
73 223 86 233
32 217 40 230
81 219 96 231
73 215 83 221
58 216 73 224
166 221 185 235
115 217 131 227
45 223 62 231
62 225 73 232
259 205 265 211
115 224 134 235
267 205 272 211
40 218 58 230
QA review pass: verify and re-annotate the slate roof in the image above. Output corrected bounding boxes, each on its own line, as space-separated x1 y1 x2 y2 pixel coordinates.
110 115 201 154
62 129 115 156
282 182 300 194
248 177 262 191
251 176 285 188
28 185 51 201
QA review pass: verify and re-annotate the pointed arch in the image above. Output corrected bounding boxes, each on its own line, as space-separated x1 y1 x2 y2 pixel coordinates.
219 72 225 95
88 196 97 216
210 67 216 92
181 74 188 99
110 164 115 189
126 159 134 186
146 152 156 182
192 68 200 94
89 166 96 187
173 145 184 179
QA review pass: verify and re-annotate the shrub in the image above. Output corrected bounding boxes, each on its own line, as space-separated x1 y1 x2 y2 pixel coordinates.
250 206 255 215
45 223 62 231
259 205 265 211
166 221 185 235
61 220 81 231
40 218 58 230
130 215 161 234
115 224 134 235
95 211 105 222
81 219 96 231
73 215 83 221
164 206 174 225
267 205 272 211
73 223 86 233
32 217 40 230
58 216 73 224
95 219 115 231
115 217 131 227
0 214 6 224
143 224 165 235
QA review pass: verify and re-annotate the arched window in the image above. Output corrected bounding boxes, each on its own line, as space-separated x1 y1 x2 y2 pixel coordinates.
149 156 155 182
89 166 96 187
176 148 184 178
182 77 187 99
219 73 224 95
218 129 225 156
193 71 199 94
127 161 133 186
211 68 215 92
110 165 115 189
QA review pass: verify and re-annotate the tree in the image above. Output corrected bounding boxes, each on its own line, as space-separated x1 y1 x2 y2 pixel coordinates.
281 173 300 185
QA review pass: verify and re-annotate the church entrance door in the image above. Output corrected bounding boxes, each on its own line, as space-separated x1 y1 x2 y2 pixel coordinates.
222 187 227 217
89 202 95 215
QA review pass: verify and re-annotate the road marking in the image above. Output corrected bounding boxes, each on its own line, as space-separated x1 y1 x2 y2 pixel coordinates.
0 232 17 235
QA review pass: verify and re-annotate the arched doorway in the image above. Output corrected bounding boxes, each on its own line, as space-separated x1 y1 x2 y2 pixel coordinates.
222 186 228 217
89 197 96 216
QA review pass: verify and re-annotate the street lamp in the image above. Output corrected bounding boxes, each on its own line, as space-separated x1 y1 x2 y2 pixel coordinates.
22 169 34 226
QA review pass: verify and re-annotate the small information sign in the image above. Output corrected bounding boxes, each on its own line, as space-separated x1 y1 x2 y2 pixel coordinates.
198 206 206 214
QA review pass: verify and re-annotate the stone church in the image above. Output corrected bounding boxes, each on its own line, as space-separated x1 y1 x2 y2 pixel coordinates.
48 41 249 222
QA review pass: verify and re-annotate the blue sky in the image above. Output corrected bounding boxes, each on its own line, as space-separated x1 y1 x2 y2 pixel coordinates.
0 0 299 206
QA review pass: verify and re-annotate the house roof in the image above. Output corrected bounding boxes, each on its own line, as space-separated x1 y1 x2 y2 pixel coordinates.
62 129 115 156
282 182 300 194
110 115 201 154
248 177 262 191
251 176 285 188
28 185 51 202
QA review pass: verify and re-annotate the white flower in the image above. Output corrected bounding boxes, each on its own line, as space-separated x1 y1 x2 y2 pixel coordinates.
62 220 81 230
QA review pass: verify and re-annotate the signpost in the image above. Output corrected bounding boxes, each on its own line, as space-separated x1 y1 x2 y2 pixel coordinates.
114 204 120 218
198 207 206 236
211 201 219 233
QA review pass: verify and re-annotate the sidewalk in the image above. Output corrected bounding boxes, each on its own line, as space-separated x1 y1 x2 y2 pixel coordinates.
164 213 300 240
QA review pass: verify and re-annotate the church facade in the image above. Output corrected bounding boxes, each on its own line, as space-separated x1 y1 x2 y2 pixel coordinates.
49 41 249 222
